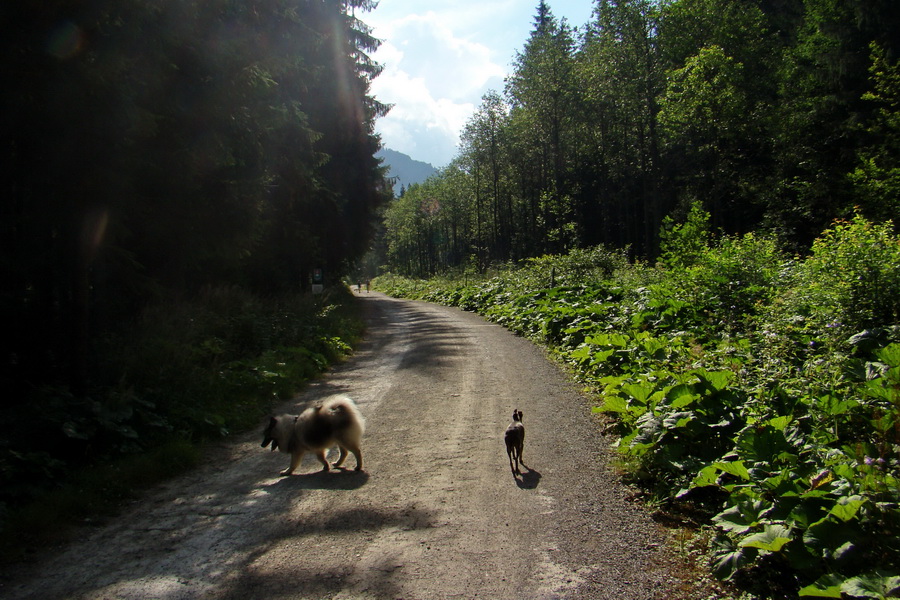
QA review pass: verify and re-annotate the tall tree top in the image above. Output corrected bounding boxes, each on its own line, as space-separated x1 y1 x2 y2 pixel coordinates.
531 1 558 37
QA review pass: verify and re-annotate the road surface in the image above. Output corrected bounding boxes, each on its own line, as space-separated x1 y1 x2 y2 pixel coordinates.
4 292 687 599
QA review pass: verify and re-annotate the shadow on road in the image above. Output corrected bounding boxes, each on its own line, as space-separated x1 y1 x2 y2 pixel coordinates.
265 468 370 492
515 466 541 490
221 504 437 600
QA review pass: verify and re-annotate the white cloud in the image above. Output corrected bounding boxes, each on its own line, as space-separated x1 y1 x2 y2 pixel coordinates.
361 1 597 166
366 8 509 166
385 12 506 100
370 56 474 167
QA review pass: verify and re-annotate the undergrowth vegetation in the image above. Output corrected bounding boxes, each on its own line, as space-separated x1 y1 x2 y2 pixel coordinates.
0 286 362 561
375 212 900 599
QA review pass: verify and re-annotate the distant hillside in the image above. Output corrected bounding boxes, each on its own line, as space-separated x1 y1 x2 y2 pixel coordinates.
376 148 437 195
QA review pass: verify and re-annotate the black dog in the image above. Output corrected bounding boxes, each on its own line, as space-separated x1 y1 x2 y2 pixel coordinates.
504 409 525 475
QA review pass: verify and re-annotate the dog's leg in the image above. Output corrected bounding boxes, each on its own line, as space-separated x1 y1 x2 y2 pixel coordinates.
343 443 363 471
281 451 304 476
333 446 349 468
314 449 331 471
507 447 517 474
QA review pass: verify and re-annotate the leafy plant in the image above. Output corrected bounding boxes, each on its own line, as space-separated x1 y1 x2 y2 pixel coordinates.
659 201 712 269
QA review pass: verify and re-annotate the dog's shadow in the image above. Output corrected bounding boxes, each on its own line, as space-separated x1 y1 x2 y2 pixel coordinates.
514 465 541 489
266 468 370 492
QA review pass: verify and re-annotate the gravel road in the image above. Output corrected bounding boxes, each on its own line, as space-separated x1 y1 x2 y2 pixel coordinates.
4 292 688 599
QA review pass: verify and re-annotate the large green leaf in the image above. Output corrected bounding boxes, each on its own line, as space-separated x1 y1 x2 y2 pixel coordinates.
711 544 757 581
715 460 752 480
690 460 751 490
815 394 860 417
691 464 720 488
694 368 735 392
740 524 793 553
829 495 866 522
736 423 794 464
600 395 629 413
841 572 900 599
641 336 668 358
622 382 654 404
713 498 767 534
593 348 616 363
767 415 793 431
875 343 900 367
789 496 834 529
804 517 862 560
667 384 699 409
586 332 629 347
569 345 592 362
799 574 844 598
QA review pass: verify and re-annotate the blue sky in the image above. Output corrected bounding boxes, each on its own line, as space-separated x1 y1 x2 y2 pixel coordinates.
364 1 596 168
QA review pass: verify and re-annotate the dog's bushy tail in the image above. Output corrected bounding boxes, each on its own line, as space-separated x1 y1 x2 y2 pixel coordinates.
322 395 365 436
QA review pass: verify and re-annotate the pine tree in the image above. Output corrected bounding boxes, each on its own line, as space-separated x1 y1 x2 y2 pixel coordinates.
506 2 579 254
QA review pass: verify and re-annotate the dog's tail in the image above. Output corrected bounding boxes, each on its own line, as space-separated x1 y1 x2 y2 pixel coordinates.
321 395 366 436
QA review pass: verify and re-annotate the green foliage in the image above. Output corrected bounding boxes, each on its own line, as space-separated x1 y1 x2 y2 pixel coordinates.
659 201 712 269
683 232 786 334
800 215 900 330
378 214 900 598
2 0 384 553
0 286 362 543
760 214 900 372
2 0 388 418
658 45 747 145
765 0 896 245
850 43 900 224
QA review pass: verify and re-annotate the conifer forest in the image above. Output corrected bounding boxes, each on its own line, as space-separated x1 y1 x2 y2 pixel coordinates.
384 0 900 276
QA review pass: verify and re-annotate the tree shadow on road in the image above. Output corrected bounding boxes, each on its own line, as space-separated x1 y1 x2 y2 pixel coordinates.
218 504 436 600
514 466 541 489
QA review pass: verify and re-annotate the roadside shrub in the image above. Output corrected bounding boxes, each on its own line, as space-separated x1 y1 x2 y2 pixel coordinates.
659 201 711 269
795 214 900 333
518 244 630 290
684 232 786 333
764 215 900 339
0 285 362 528
757 215 900 389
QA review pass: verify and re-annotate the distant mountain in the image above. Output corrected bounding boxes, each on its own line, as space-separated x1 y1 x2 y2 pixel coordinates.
376 148 437 195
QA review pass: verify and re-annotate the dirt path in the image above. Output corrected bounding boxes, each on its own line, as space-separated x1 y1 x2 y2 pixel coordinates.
4 292 685 599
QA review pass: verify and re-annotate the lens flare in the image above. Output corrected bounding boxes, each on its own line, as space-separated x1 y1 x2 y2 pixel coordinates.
46 21 85 60
82 209 109 262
